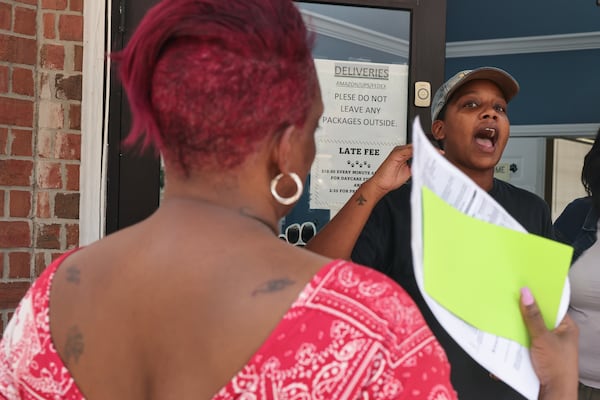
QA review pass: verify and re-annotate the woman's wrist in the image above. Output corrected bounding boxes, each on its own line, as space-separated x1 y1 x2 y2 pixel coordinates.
538 378 578 400
358 178 388 204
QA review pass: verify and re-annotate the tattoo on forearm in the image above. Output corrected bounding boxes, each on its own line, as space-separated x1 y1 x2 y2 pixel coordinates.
66 265 81 284
252 278 295 296
64 326 84 364
356 193 367 206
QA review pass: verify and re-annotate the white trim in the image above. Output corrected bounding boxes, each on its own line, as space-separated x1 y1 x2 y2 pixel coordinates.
300 9 409 57
511 123 600 138
300 10 600 59
446 32 600 58
80 1 108 245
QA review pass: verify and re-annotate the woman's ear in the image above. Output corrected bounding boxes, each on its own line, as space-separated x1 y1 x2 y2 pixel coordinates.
271 124 297 174
431 120 446 141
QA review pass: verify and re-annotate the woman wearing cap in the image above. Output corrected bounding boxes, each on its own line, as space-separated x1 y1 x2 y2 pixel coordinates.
307 67 559 400
0 1 576 398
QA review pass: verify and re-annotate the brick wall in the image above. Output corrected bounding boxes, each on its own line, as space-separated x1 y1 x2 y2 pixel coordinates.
0 0 83 331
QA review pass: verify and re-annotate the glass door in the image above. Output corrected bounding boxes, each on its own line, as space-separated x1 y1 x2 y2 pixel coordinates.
105 0 446 235
281 1 446 243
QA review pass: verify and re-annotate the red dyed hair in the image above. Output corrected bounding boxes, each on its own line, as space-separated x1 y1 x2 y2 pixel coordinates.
113 0 317 171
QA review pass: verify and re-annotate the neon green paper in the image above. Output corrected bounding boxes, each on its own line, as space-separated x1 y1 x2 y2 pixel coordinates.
422 187 572 347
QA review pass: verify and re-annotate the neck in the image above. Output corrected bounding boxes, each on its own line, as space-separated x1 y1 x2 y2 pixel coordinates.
456 166 495 192
162 195 279 235
239 207 278 235
162 171 280 236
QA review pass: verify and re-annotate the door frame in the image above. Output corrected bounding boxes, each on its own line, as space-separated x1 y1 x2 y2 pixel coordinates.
80 0 110 245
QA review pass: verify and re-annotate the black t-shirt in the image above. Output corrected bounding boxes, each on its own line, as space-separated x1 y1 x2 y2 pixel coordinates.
351 178 555 400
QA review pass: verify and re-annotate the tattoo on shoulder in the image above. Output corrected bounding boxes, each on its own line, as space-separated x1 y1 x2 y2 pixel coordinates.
252 278 295 296
65 265 81 284
356 193 367 206
64 326 84 365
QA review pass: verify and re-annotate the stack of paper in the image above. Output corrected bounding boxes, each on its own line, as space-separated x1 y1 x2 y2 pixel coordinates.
409 117 572 400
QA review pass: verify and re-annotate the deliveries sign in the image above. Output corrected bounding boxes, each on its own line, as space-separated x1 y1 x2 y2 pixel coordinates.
310 59 409 211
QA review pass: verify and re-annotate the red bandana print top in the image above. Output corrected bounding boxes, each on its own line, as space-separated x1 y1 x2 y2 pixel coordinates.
0 253 456 400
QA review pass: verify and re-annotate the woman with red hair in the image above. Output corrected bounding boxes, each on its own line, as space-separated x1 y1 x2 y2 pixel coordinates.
0 0 577 399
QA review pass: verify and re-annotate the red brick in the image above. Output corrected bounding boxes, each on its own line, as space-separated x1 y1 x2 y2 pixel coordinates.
16 0 37 5
0 160 33 186
0 282 30 309
58 14 82 41
9 190 31 218
41 44 64 70
43 13 55 39
55 192 78 219
65 163 79 191
73 45 83 72
8 252 31 279
66 223 78 248
36 223 61 249
0 65 8 93
0 97 33 127
55 74 81 101
35 252 47 277
12 67 34 97
0 221 31 248
70 0 82 12
0 127 7 155
14 7 36 36
69 103 81 129
10 129 32 156
42 0 67 10
36 191 51 218
0 34 37 65
55 132 80 160
0 3 10 31
37 162 62 189
0 190 4 217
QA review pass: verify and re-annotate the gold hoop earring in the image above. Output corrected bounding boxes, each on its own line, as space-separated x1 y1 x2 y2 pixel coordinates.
270 173 303 205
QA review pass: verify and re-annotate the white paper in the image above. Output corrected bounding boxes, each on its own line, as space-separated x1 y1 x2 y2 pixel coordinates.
409 117 570 400
309 59 409 212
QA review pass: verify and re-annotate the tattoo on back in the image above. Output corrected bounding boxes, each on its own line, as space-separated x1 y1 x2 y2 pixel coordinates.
252 278 295 296
357 193 367 206
66 265 81 284
64 326 84 365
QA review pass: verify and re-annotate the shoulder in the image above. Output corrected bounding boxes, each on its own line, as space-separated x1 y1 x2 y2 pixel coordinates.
317 261 443 353
491 179 554 237
492 179 547 206
306 260 454 398
554 196 594 242
558 197 593 218
0 249 83 399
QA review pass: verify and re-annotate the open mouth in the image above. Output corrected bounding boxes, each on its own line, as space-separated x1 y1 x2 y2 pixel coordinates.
474 127 497 150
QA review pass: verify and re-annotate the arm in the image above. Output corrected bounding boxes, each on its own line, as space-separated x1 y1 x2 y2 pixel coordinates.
306 145 413 259
519 287 579 400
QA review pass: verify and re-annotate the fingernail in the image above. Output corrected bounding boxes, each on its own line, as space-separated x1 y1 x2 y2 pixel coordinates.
521 287 534 306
